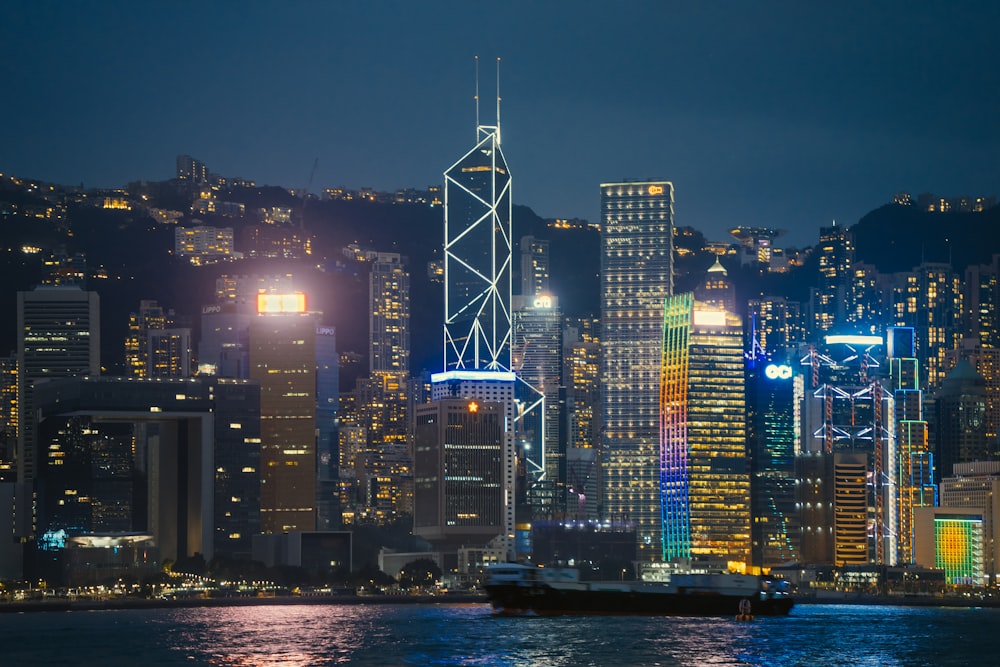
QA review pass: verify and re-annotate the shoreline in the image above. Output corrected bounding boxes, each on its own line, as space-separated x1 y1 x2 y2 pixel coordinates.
5 591 1000 614
795 593 1000 609
0 593 488 614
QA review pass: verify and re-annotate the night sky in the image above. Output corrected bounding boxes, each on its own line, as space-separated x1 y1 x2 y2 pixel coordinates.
3 1 999 247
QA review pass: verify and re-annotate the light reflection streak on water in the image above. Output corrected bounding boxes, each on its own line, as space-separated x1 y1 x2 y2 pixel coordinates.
166 604 376 665
6 602 1000 666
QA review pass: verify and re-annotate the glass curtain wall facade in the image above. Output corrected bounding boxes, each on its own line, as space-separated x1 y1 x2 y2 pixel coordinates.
659 294 750 568
442 123 512 374
600 180 674 562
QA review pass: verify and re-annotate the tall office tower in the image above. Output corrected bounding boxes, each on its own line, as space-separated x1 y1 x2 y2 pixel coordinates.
370 252 411 376
512 293 563 516
885 262 963 390
944 339 1000 457
964 254 1000 348
125 300 166 377
934 361 989 482
210 378 262 560
660 291 750 569
810 224 853 336
359 253 414 524
250 293 318 533
748 296 804 354
694 258 736 313
17 287 100 488
368 252 411 447
0 356 17 483
199 303 251 378
418 73 518 558
519 235 550 297
126 301 191 378
600 180 674 563
315 325 340 530
885 327 934 566
147 329 192 377
746 351 802 569
414 399 505 550
563 317 600 519
848 262 883 335
939 461 1000 586
798 334 889 566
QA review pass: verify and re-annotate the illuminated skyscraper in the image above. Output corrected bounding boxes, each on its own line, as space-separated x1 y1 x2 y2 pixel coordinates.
126 301 191 378
17 287 100 488
442 79 512 375
963 253 1000 349
0 356 17 483
810 224 853 336
357 252 413 524
797 334 888 566
250 293 317 533
748 296 804 354
885 262 963 390
414 399 505 550
563 317 600 519
519 235 550 297
746 351 802 569
885 326 934 566
660 291 750 569
600 180 674 562
938 461 1000 586
370 252 410 377
420 62 518 557
315 325 340 531
512 293 562 516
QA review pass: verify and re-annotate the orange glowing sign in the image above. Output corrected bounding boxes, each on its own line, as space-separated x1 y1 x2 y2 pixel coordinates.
468 401 479 413
647 185 664 195
257 293 307 314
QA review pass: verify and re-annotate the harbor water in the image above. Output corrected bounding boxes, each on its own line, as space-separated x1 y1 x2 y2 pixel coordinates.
4 601 998 666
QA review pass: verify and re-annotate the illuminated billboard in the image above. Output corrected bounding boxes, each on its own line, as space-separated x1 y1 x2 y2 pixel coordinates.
692 310 726 327
257 293 306 314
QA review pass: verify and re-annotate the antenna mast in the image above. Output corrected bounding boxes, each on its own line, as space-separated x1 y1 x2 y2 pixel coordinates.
474 55 480 140
496 57 501 144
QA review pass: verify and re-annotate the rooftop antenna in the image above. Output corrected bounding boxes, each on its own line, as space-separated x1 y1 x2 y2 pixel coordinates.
474 55 480 141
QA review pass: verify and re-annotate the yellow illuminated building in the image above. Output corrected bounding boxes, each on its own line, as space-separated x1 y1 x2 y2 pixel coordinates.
660 287 750 570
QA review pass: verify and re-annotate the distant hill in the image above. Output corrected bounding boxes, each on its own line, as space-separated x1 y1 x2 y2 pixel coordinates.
851 203 1000 273
0 183 600 380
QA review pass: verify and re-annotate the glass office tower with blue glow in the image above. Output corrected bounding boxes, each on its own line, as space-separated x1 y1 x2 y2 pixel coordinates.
746 351 801 569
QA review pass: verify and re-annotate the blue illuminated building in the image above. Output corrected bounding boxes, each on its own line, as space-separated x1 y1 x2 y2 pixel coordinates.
746 349 801 569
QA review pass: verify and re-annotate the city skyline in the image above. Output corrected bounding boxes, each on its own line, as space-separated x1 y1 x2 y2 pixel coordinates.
3 1 1000 247
7 1 1000 627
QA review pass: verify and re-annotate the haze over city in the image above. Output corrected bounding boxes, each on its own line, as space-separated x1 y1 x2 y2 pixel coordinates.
4 1 1000 247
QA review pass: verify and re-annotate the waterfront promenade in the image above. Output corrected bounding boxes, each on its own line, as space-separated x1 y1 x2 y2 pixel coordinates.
0 592 486 613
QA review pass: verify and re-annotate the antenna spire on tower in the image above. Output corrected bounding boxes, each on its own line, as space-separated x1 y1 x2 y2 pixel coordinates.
474 55 480 139
496 57 501 144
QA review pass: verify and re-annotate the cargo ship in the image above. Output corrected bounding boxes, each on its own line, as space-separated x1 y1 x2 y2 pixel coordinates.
482 564 794 617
